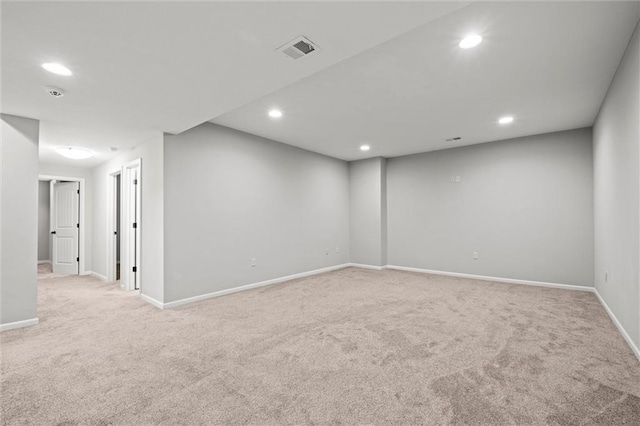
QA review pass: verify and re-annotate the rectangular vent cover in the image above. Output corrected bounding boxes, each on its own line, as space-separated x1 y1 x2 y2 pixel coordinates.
277 36 319 60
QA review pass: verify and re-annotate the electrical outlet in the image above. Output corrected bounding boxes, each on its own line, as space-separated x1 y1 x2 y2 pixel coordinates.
251 257 256 267
473 251 479 260
336 247 340 254
455 176 461 183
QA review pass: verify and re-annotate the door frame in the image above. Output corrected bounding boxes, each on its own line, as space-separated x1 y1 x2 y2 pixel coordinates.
39 175 86 275
119 159 142 291
106 170 122 285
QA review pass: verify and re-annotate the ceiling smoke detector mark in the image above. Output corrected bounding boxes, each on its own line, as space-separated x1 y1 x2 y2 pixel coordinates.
445 136 462 142
45 86 65 98
277 36 319 60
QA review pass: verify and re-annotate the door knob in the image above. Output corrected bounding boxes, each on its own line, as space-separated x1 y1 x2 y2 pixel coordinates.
51 231 56 235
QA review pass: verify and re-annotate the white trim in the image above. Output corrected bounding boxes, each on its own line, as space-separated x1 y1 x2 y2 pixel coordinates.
106 169 122 282
81 271 108 281
154 263 350 309
385 265 593 292
39 174 86 275
122 159 141 292
1 318 39 332
37 260 51 265
140 294 164 309
593 288 640 361
138 261 640 361
348 263 387 271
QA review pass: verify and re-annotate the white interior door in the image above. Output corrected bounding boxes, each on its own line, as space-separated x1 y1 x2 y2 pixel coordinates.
129 167 139 290
121 161 141 291
52 181 80 275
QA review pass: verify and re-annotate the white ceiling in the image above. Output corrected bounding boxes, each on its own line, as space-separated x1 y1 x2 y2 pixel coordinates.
1 1 469 167
213 1 640 160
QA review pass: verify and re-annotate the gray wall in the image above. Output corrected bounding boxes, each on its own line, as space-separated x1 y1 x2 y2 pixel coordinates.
593 21 640 348
387 128 594 287
38 181 50 261
349 157 387 266
92 132 164 302
1 114 39 325
164 123 349 303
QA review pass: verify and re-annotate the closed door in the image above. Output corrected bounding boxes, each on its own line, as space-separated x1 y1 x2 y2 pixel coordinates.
129 167 139 290
52 181 79 275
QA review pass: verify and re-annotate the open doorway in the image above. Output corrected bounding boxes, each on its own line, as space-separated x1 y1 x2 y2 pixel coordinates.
37 180 52 275
116 174 121 281
107 159 141 291
107 171 122 284
38 175 86 277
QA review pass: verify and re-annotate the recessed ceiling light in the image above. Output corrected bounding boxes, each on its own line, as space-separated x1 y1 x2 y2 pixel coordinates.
498 116 514 125
42 63 73 76
268 109 283 118
56 146 93 160
459 34 483 49
360 144 370 152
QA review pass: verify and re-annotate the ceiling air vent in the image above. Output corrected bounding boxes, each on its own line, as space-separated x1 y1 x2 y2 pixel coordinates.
277 36 318 60
45 86 65 98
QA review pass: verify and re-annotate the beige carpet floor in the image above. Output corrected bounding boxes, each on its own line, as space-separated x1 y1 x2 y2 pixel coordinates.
35 262 68 280
1 267 639 425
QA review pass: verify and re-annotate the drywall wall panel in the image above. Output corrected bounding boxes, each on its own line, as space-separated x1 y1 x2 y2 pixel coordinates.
91 132 164 302
164 123 349 302
1 114 39 325
349 157 387 266
593 21 640 348
387 128 594 287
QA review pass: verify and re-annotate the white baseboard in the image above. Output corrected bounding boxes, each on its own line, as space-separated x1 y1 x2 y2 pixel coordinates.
92 272 108 281
159 263 351 309
0 318 39 332
348 263 387 271
81 271 108 281
592 288 640 362
37 260 51 265
386 265 593 292
136 261 640 363
140 294 164 309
